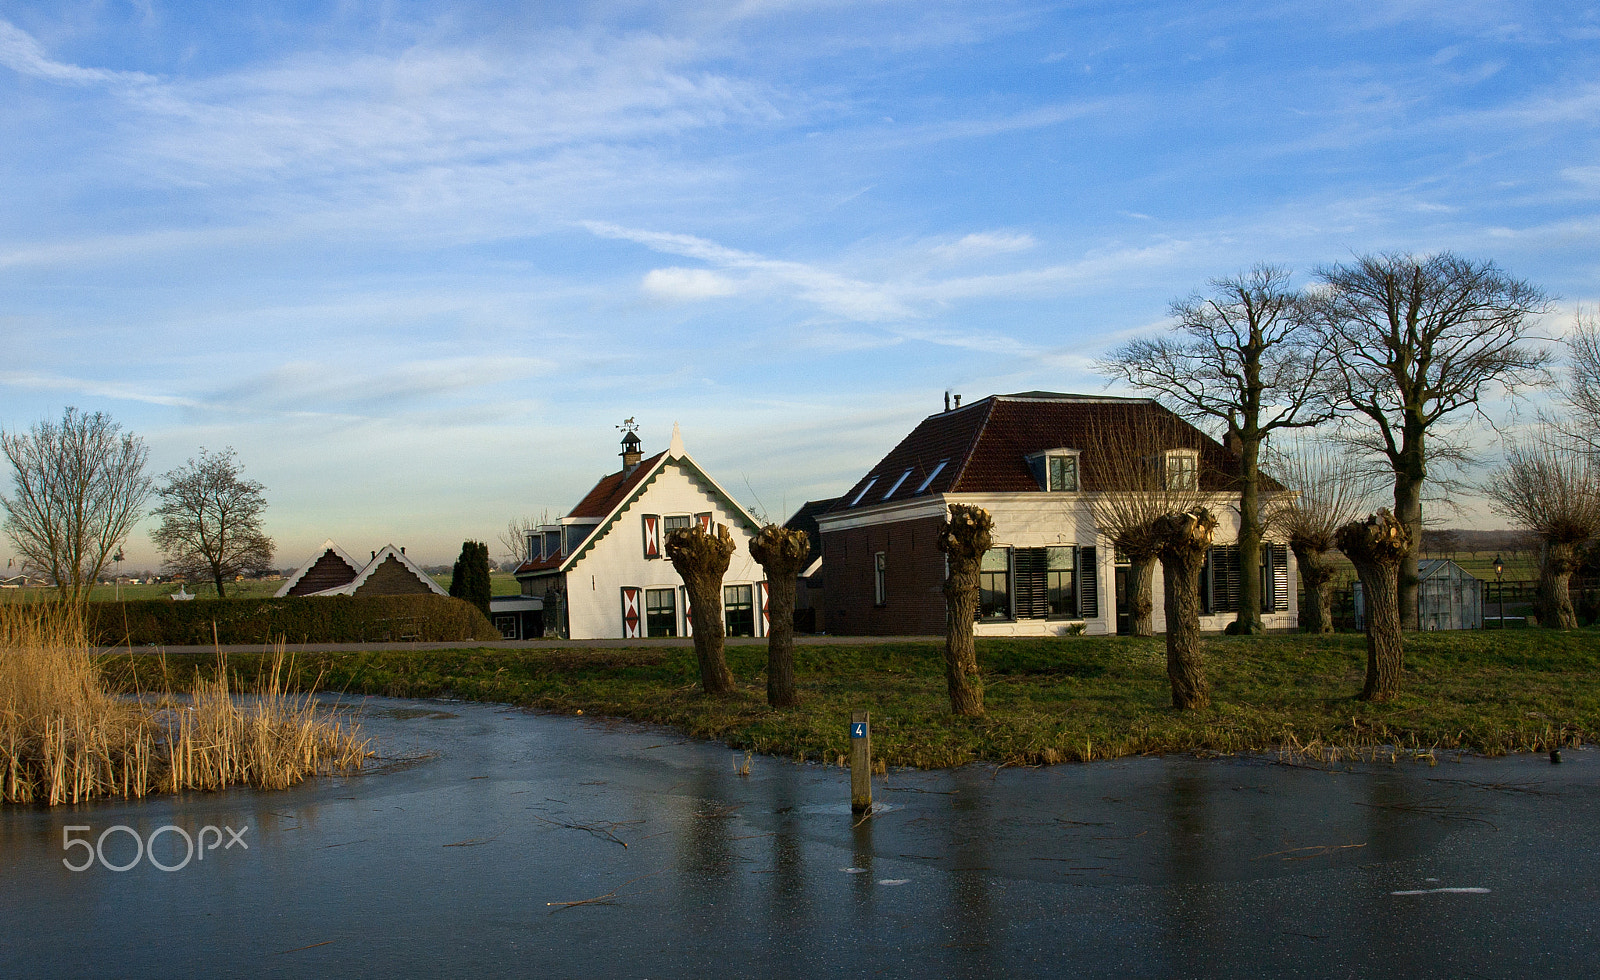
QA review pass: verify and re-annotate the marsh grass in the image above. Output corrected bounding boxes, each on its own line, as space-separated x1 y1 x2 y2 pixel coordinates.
1 602 369 805
104 629 1600 769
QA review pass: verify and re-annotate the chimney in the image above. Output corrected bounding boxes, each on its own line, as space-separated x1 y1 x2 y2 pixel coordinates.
371 551 376 560
400 546 405 555
944 390 951 412
954 394 962 409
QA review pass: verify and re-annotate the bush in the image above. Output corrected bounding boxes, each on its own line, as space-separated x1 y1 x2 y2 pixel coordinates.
86 594 499 646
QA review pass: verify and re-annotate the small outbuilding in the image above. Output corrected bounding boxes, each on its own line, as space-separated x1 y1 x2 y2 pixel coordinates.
1355 558 1483 630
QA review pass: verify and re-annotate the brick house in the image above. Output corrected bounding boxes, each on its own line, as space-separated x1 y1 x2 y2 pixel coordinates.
816 392 1297 636
513 425 769 640
275 540 448 598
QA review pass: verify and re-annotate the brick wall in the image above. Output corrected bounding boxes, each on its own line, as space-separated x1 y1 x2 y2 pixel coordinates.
821 515 947 635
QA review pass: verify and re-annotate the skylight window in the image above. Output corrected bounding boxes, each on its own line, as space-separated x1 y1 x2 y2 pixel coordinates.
849 477 879 507
882 467 913 500
915 459 949 494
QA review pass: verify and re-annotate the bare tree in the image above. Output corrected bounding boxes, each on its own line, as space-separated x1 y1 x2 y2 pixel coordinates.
1482 430 1600 629
150 448 274 598
666 523 736 696
1102 266 1332 634
1154 507 1217 710
498 514 545 565
1336 510 1411 701
1085 415 1210 636
1 408 153 604
1552 308 1600 454
1312 252 1551 629
937 504 992 717
749 525 811 708
1265 434 1372 633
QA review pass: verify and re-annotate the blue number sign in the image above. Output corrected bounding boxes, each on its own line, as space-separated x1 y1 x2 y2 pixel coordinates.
850 722 867 739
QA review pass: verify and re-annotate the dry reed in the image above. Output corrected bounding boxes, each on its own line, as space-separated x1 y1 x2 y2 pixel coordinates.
1 602 369 805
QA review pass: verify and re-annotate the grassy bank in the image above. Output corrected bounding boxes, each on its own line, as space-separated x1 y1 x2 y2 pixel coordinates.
97 629 1600 769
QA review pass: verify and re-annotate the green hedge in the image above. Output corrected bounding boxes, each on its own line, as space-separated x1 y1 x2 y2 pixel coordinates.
87 594 500 646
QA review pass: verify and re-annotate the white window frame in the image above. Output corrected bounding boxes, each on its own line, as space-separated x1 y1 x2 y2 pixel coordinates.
848 477 879 507
873 551 887 606
1047 452 1080 492
1164 450 1199 491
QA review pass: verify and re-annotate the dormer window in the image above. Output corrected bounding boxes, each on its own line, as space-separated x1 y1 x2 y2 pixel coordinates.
1027 449 1079 492
1165 450 1199 491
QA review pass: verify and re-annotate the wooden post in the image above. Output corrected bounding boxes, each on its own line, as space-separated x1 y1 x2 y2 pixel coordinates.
850 710 872 814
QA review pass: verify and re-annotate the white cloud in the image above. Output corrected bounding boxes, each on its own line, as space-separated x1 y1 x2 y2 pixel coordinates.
0 20 155 86
930 231 1037 259
642 267 739 300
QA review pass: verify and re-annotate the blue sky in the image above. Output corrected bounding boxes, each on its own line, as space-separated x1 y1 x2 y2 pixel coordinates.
2 1 1597 568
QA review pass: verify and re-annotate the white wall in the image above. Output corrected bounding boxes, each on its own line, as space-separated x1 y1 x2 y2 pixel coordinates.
565 459 767 640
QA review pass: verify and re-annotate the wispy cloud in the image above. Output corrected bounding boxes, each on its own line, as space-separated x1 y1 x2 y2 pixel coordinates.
0 19 155 86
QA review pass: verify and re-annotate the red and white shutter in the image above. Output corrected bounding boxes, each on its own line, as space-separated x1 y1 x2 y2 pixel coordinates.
680 585 693 637
620 587 642 639
696 512 713 533
642 515 661 559
757 580 769 637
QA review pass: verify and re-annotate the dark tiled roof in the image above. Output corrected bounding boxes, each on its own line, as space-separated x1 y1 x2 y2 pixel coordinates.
784 498 840 561
829 392 1267 514
512 552 564 575
567 451 667 519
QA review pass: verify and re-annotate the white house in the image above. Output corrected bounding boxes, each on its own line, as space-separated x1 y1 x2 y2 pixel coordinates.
513 424 770 640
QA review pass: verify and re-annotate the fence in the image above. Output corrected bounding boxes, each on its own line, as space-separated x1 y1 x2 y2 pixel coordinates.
1311 576 1599 630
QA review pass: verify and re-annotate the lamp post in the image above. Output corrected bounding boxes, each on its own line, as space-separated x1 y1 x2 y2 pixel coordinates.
1493 554 1504 629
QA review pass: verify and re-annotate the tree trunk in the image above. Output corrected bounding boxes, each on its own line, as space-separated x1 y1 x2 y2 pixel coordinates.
1126 553 1156 636
1233 435 1265 635
1392 431 1426 631
666 524 737 696
750 525 811 708
1336 510 1410 702
213 568 228 598
1155 508 1217 710
1290 542 1335 634
1537 539 1580 630
937 504 994 717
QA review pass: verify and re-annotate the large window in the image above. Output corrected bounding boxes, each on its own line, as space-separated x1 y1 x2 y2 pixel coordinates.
663 515 692 535
873 552 886 606
725 584 755 637
646 588 677 638
979 548 1010 619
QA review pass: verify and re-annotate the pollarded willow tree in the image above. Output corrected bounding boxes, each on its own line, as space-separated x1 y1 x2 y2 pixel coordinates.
1265 434 1371 633
1336 510 1411 702
1101 265 1333 634
1153 507 1218 710
937 503 993 717
666 522 736 696
1084 414 1210 636
748 524 811 708
1 408 153 604
1313 252 1551 630
1482 431 1600 630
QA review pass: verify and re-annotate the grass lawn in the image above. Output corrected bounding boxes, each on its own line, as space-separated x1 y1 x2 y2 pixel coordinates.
100 629 1600 769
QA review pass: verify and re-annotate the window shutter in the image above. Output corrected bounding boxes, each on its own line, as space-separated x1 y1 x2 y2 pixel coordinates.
680 585 693 637
642 515 660 559
620 587 642 639
1271 545 1289 612
757 580 769 636
696 512 713 532
1078 546 1098 618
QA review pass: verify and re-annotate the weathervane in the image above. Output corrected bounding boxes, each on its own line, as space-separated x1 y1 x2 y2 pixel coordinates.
617 417 639 436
